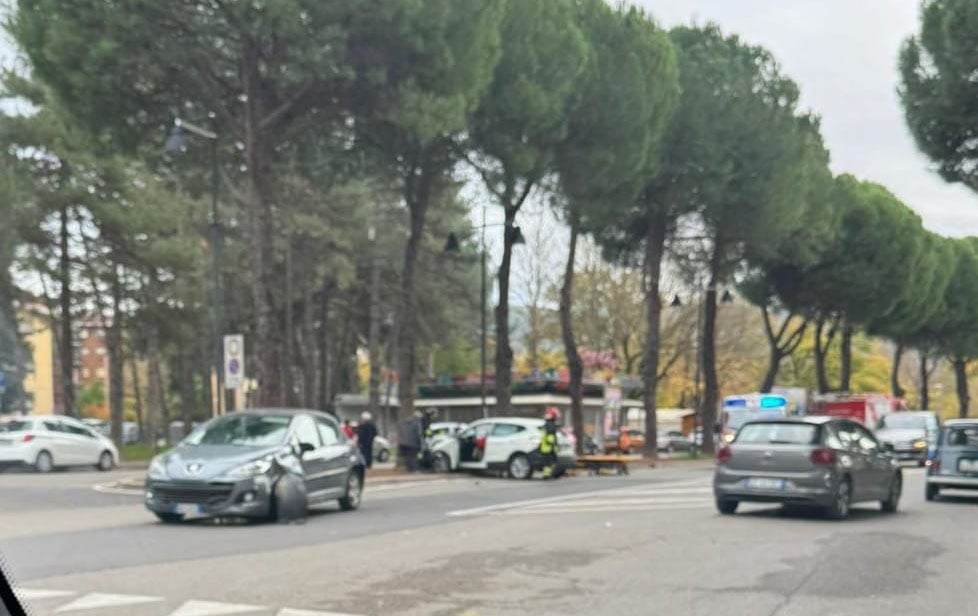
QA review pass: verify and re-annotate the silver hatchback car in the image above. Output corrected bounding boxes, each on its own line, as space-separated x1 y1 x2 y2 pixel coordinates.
714 416 902 519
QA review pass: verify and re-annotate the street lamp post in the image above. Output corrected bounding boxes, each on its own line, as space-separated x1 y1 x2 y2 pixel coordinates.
165 117 225 414
444 206 524 419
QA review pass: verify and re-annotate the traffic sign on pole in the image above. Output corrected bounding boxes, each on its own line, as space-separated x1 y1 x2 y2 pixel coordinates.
223 335 245 389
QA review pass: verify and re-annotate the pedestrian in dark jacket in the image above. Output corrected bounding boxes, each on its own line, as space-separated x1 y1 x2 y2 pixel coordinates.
398 411 424 472
357 412 378 469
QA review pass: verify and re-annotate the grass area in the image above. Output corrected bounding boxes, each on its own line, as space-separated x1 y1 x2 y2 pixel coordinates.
119 443 168 462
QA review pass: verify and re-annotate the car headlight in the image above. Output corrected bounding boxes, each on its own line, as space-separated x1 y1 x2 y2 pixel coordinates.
223 456 274 480
147 457 168 480
723 433 735 443
913 440 927 449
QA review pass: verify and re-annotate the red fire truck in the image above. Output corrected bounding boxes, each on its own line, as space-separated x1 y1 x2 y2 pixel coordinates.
808 393 907 427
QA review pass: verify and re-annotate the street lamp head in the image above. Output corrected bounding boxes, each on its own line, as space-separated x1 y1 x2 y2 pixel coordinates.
670 294 683 308
164 125 187 153
510 225 526 245
443 232 461 255
721 289 734 304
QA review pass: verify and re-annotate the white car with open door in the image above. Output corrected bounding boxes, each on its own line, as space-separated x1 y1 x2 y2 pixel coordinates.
429 417 575 479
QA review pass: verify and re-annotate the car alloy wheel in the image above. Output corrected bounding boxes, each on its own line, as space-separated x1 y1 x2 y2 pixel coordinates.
433 452 451 473
35 451 53 473
508 453 532 480
97 451 114 471
339 471 362 511
828 478 851 519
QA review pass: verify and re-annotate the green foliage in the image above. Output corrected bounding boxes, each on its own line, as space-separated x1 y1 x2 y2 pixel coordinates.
900 0 978 191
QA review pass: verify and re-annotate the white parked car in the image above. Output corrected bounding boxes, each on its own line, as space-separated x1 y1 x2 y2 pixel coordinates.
373 435 392 462
0 415 119 472
429 417 574 479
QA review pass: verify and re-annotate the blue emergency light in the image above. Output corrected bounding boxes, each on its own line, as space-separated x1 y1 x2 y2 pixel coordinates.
760 395 787 409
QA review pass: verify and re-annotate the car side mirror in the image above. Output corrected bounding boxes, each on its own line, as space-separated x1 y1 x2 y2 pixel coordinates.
295 442 316 457
882 442 894 453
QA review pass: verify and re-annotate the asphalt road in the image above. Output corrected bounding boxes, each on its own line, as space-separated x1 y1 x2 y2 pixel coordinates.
2 463 977 616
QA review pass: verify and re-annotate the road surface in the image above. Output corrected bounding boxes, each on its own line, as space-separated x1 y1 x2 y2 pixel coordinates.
1 463 975 615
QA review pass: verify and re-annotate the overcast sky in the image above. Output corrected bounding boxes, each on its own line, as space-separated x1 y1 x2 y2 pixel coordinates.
637 0 978 237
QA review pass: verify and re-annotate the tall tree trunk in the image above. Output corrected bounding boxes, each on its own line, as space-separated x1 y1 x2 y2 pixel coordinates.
559 215 584 455
300 274 317 408
107 268 124 447
701 282 719 455
283 241 296 406
953 356 969 418
494 206 517 414
146 327 163 447
813 316 837 394
179 348 194 436
758 307 807 394
641 212 667 459
368 236 382 421
839 322 854 392
891 343 905 398
128 343 145 444
243 42 282 407
396 161 433 423
919 351 930 410
316 279 333 412
58 204 75 416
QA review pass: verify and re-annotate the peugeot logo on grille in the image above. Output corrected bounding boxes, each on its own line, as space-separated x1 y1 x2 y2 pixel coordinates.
185 463 203 475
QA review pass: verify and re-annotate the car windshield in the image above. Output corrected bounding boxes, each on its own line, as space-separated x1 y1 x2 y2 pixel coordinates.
0 420 31 432
736 423 818 445
878 415 929 430
726 410 783 431
183 414 291 447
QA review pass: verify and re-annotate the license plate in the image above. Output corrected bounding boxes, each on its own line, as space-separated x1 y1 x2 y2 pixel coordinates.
958 459 978 473
745 477 785 490
174 504 200 516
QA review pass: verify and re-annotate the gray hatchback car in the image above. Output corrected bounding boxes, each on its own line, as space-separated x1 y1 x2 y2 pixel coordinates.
925 419 978 501
145 409 365 523
714 416 902 519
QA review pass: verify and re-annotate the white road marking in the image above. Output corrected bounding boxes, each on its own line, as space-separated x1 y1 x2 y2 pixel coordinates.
277 608 364 616
15 588 76 601
167 600 265 616
54 592 162 612
92 477 145 496
446 478 712 517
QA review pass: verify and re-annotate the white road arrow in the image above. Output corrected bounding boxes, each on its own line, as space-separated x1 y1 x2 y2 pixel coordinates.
277 608 364 616
15 589 76 601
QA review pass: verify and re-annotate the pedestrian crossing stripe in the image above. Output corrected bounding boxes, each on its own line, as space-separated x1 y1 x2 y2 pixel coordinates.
14 588 367 616
54 593 162 612
447 478 714 517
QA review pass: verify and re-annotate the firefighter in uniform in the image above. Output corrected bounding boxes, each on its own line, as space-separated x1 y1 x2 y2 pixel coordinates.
540 407 561 479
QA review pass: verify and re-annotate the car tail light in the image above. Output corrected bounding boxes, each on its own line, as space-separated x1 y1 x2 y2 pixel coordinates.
21 433 35 443
927 458 940 474
810 448 836 466
717 445 732 464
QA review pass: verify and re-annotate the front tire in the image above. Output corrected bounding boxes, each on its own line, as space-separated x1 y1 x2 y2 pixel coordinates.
34 450 54 473
826 478 852 520
925 483 940 501
155 512 183 524
432 452 452 473
508 453 533 480
96 451 114 472
716 498 738 515
339 470 363 511
881 472 901 513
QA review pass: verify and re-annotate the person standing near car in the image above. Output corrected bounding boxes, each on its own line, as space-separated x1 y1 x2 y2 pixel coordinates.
398 410 424 472
341 419 355 440
357 412 378 469
540 407 561 479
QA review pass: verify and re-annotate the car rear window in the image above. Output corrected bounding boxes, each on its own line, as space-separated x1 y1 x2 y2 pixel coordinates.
0 420 32 432
736 423 818 445
943 426 978 447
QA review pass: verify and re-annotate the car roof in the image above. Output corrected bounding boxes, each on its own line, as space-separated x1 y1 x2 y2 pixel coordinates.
231 408 335 420
472 416 543 426
744 415 834 426
943 418 978 427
